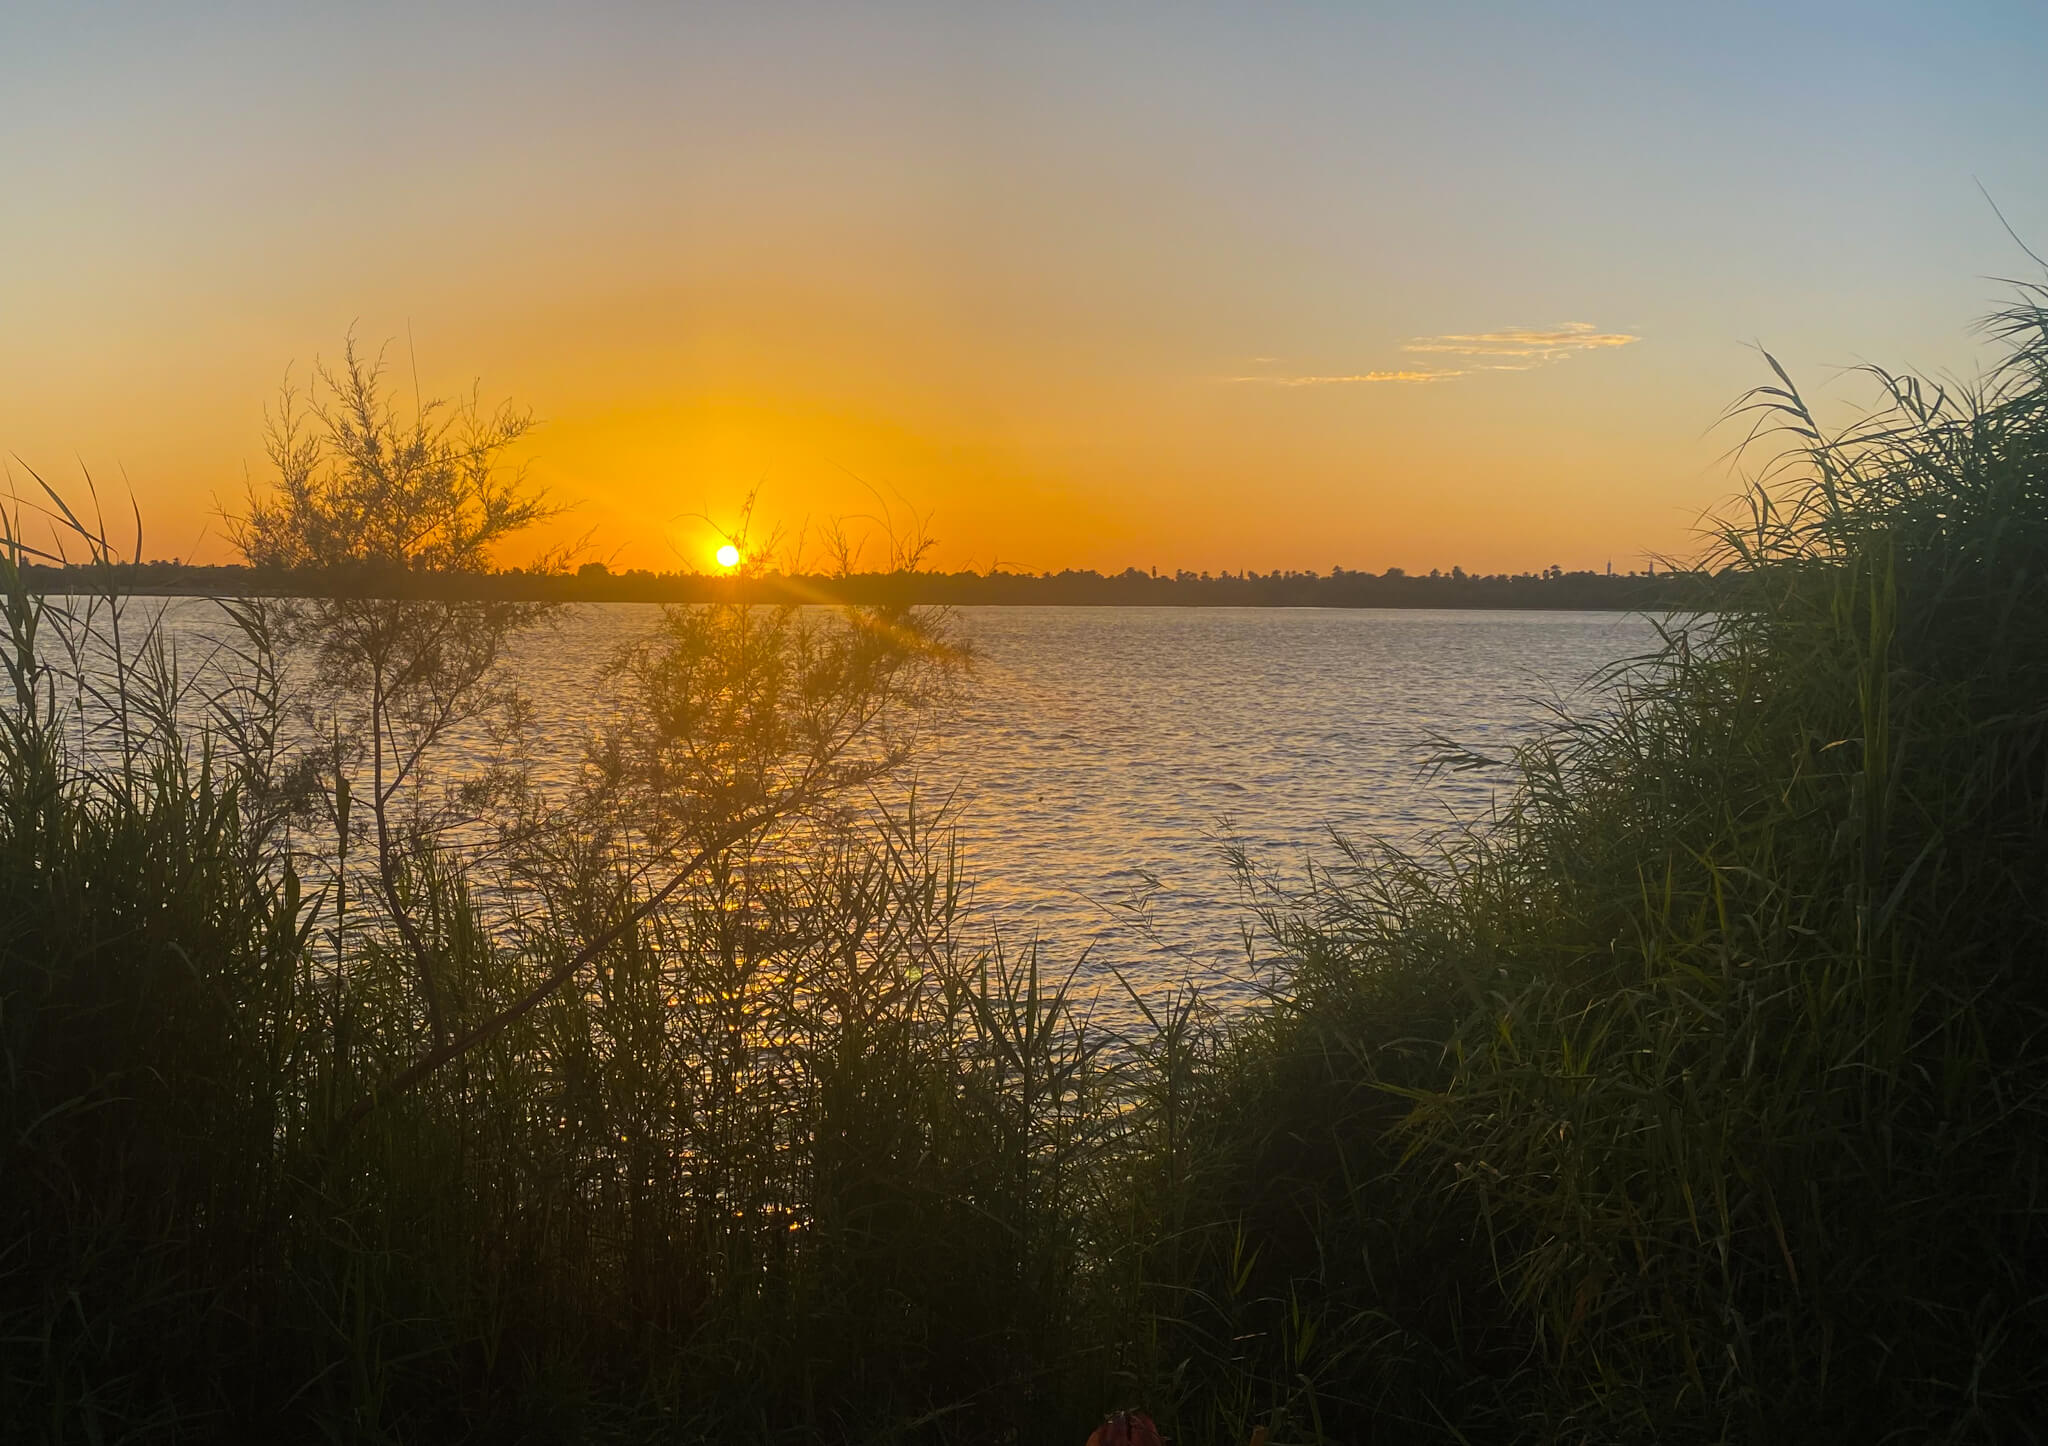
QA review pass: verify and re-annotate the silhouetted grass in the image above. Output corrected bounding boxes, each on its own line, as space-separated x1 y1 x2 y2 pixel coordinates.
1 491 1132 1440
1148 284 2048 1443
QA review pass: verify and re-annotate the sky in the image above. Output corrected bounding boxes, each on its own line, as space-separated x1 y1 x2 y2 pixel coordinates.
2 1 2044 575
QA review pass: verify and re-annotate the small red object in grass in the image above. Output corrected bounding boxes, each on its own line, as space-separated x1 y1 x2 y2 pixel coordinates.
1086 1410 1164 1446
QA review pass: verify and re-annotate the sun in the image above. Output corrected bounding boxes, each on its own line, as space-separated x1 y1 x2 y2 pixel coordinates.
715 543 741 569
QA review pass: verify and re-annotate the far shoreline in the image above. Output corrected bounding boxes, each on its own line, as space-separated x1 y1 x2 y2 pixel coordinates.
24 561 1716 612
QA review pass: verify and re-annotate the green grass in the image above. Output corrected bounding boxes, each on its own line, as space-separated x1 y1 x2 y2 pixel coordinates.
1147 285 2048 1442
5 283 2048 1443
3 490 1134 1440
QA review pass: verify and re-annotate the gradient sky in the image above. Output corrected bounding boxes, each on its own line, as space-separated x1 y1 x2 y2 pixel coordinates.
3 1 2044 574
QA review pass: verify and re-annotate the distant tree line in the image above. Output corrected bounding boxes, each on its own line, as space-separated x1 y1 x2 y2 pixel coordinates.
23 557 1719 610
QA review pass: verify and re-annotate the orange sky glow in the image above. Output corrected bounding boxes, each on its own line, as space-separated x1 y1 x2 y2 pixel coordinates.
2 3 2042 577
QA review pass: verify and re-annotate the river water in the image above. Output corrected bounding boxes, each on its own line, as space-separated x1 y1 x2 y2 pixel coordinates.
508 605 1660 1007
136 599 1657 1008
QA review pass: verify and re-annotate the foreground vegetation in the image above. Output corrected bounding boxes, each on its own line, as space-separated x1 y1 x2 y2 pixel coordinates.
5 291 2047 1442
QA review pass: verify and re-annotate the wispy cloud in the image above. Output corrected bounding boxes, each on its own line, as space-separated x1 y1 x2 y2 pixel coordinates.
1402 322 1639 363
1234 368 1466 386
1234 322 1638 388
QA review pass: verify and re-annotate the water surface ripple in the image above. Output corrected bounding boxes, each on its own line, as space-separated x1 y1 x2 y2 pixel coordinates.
143 601 1653 1009
510 605 1657 1008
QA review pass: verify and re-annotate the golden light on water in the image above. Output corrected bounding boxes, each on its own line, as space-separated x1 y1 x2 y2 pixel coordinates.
715 543 741 569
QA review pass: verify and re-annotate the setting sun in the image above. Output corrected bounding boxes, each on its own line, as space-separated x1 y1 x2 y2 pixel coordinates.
715 543 741 569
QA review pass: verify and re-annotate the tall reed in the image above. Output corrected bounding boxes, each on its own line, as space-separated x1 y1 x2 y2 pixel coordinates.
1147 284 2048 1443
1 478 1134 1439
